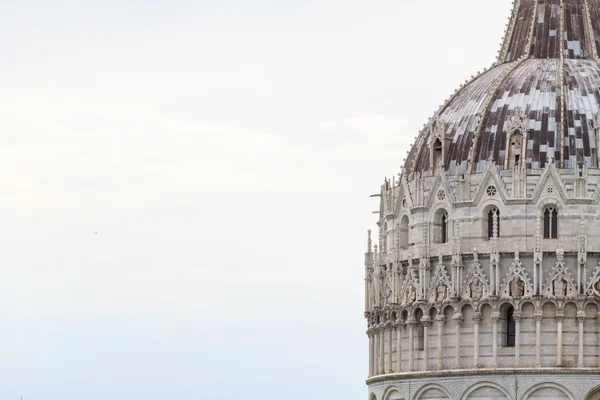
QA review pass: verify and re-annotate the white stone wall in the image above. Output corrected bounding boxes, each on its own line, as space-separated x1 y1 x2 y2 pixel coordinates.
364 164 600 394
368 372 600 400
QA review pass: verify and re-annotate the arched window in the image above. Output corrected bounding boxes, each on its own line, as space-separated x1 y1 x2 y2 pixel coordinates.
441 213 448 244
399 215 409 249
509 132 523 166
416 324 424 351
544 207 558 239
433 209 449 244
487 208 500 240
506 306 516 347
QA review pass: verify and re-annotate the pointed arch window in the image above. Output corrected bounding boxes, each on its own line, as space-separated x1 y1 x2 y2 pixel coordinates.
544 207 558 239
441 213 448 244
433 209 449 244
487 208 500 240
506 306 516 347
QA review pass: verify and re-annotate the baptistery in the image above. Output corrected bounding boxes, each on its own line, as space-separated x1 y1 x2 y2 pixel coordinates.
364 1 600 399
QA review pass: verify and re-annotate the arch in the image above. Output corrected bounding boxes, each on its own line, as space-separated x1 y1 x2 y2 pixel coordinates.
399 214 410 249
382 386 404 400
519 300 536 312
414 383 451 400
507 129 525 167
522 382 574 400
505 305 516 347
586 385 600 400
432 208 449 244
461 381 512 400
476 301 494 313
481 202 502 240
369 392 378 400
542 205 559 239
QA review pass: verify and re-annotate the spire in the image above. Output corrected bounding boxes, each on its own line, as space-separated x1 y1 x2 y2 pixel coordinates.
499 0 600 63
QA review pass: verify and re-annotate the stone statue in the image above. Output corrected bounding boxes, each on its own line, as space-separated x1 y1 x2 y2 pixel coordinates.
470 278 483 300
385 280 392 305
553 277 567 298
473 247 479 262
511 277 524 298
407 285 416 304
514 245 520 260
437 284 447 302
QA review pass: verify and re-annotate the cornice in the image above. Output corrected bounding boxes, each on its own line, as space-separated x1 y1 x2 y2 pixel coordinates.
366 367 600 385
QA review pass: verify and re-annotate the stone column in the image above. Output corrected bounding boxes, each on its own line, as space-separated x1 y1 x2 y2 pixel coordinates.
514 312 522 367
396 323 403 372
422 316 432 371
379 327 385 374
473 312 482 367
492 313 500 368
556 312 564 367
387 323 393 373
453 313 463 368
436 315 445 370
578 312 586 368
372 325 379 375
408 319 416 371
367 328 373 377
373 328 378 374
535 313 543 367
598 316 600 368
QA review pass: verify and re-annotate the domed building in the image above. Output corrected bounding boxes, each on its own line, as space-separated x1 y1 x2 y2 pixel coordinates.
364 1 600 399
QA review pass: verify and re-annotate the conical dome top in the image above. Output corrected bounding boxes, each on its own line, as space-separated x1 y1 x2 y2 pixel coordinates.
501 0 600 62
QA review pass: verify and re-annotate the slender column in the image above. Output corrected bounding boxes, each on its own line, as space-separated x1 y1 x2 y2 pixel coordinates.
436 316 445 370
373 328 379 374
556 313 564 367
535 314 543 367
453 314 463 368
597 315 600 368
492 314 500 367
578 312 586 367
408 319 416 371
368 329 374 376
514 312 522 367
387 323 393 373
396 323 403 372
473 312 482 367
422 317 432 371
379 327 385 373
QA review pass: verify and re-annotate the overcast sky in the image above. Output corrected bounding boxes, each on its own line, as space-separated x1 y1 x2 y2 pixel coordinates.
0 1 512 399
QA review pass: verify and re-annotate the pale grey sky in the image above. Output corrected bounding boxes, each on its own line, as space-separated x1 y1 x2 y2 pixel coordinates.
0 1 511 399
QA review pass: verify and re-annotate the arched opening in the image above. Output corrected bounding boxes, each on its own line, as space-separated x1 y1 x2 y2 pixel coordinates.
508 131 524 167
399 215 409 249
544 207 558 239
506 306 516 347
414 309 424 351
487 208 500 240
433 209 449 244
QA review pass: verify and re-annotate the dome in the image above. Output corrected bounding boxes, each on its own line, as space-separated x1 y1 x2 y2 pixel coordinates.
404 0 600 178
363 1 600 399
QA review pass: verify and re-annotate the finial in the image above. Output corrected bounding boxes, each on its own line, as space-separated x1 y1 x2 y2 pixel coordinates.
514 244 519 260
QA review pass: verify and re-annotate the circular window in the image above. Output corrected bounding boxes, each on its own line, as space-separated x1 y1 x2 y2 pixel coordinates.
437 190 446 201
487 185 497 196
402 198 407 208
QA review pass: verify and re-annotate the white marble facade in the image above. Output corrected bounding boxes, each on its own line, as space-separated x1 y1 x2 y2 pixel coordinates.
364 164 600 399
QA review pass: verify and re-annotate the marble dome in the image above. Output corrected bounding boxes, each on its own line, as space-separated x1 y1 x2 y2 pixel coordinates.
364 1 600 400
404 0 600 178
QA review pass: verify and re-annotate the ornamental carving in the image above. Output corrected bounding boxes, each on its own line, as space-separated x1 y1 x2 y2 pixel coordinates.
500 258 533 299
543 260 576 299
462 260 490 300
428 263 453 304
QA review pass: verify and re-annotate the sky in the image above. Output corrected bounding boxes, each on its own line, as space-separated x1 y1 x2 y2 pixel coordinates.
0 1 512 399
